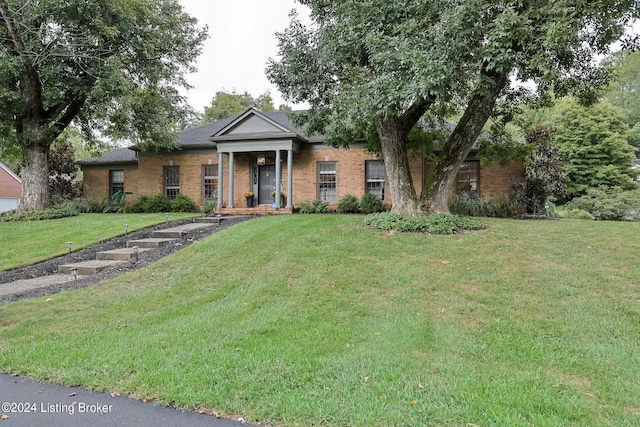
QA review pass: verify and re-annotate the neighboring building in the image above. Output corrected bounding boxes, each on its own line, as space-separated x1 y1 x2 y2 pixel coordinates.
0 161 21 213
79 108 524 214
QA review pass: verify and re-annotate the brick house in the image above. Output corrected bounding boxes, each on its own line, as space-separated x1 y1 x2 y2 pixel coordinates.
79 108 524 213
0 160 22 213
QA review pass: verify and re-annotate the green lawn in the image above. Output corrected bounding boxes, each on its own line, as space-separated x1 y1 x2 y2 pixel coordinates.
1 215 639 426
0 213 197 271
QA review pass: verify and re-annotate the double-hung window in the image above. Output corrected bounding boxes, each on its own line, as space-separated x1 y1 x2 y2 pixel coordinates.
365 160 386 200
109 170 124 197
317 162 337 202
202 165 218 201
164 166 180 199
456 161 480 197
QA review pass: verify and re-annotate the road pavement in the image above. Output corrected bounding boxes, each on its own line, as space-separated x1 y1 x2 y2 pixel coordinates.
0 374 248 427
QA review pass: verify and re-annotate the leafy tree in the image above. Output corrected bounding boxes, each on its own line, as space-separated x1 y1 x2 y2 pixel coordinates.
552 98 637 197
606 50 640 128
520 126 567 214
0 0 207 211
267 0 639 216
202 91 277 123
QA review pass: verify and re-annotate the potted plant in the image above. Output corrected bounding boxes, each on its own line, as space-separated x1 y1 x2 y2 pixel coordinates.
271 190 286 206
244 191 254 208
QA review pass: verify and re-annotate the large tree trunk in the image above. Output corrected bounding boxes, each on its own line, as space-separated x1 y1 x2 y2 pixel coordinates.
20 143 51 211
422 68 509 214
375 115 425 217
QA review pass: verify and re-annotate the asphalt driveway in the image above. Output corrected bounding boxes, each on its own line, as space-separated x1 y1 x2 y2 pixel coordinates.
0 374 248 427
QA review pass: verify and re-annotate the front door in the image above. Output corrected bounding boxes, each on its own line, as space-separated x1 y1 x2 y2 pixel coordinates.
258 164 276 205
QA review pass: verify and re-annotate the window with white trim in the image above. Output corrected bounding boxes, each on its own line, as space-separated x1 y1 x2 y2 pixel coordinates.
202 164 218 201
109 170 124 197
317 162 337 202
365 160 386 200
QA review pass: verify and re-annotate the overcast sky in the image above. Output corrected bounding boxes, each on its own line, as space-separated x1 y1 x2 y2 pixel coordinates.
178 0 310 114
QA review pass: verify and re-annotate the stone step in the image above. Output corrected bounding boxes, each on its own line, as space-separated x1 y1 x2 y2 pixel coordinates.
151 222 214 238
58 260 124 275
126 238 177 248
96 247 152 261
194 216 221 224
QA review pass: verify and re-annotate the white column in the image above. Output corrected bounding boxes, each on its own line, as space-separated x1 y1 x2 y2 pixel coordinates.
286 149 293 209
275 150 282 209
217 152 224 208
228 152 235 208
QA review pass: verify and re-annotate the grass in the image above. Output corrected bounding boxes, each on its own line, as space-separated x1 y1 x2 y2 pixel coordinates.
0 213 197 271
1 215 639 426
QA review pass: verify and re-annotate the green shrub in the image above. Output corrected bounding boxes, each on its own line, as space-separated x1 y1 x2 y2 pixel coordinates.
566 187 640 221
359 193 385 214
171 194 195 212
337 194 360 213
202 200 217 214
60 197 104 213
559 209 593 220
0 204 79 222
363 212 484 234
298 199 330 214
449 193 523 218
130 195 172 213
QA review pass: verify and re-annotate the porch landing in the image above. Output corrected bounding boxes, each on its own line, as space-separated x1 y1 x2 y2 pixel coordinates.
216 206 293 216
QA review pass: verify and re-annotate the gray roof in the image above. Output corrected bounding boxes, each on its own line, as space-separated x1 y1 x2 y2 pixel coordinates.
77 148 138 166
78 110 308 165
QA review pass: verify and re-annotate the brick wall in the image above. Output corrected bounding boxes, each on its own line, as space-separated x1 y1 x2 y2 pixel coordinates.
0 168 22 198
82 146 524 210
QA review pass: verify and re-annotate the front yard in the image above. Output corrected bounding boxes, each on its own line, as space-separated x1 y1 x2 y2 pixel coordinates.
0 215 639 426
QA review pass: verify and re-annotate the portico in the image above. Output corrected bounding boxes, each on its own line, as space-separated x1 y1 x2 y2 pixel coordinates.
210 108 303 209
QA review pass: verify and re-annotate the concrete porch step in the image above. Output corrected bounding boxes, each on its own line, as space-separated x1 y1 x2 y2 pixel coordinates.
193 216 221 224
151 222 214 238
96 247 152 261
126 238 177 248
58 260 124 275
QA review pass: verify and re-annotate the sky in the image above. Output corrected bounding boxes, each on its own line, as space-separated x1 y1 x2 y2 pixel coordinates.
178 0 311 114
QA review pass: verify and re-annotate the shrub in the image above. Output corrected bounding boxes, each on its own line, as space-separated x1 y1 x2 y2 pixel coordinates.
337 194 360 213
0 204 79 222
363 212 484 234
359 193 385 214
202 200 217 214
565 187 640 221
298 199 330 214
559 209 593 220
171 194 195 212
130 195 172 213
61 197 103 213
449 193 523 218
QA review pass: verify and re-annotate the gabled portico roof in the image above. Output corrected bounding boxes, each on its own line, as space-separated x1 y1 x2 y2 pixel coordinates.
210 108 307 153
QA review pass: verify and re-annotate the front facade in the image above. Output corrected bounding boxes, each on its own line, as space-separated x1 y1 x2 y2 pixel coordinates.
80 108 524 213
0 161 22 212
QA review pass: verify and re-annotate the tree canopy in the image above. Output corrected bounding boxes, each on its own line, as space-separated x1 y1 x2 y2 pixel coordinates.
267 0 639 216
552 98 637 196
0 0 207 210
201 91 277 124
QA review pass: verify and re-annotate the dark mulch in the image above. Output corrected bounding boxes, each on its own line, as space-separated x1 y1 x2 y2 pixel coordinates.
0 216 251 305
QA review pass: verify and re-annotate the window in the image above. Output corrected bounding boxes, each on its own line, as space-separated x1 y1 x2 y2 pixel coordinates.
109 170 124 197
365 160 386 200
164 166 180 199
456 161 480 197
317 162 337 202
202 164 218 201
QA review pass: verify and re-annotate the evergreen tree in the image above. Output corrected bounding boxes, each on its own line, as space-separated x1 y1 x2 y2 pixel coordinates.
552 98 637 197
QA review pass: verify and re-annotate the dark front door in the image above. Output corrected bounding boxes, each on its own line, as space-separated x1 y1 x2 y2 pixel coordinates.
258 165 276 205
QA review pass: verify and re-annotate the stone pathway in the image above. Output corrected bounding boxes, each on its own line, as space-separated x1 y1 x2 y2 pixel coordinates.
0 217 224 301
